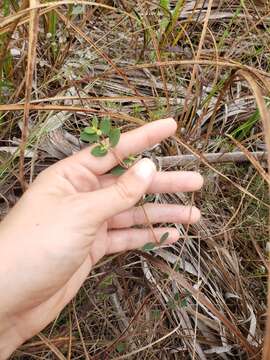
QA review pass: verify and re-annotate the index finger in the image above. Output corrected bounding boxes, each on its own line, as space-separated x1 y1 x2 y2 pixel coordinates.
58 118 177 175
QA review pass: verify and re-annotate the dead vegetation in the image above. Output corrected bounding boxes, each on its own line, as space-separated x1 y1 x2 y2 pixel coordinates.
0 0 269 359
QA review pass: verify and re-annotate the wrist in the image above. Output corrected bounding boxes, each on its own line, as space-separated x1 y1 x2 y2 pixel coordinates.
0 318 24 360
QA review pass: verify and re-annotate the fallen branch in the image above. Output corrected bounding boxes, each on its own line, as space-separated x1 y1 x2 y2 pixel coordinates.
157 151 268 168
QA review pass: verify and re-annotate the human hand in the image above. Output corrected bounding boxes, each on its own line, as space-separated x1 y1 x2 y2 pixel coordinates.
0 118 203 358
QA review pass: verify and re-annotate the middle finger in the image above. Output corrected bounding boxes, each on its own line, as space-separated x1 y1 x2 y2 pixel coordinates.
100 171 204 193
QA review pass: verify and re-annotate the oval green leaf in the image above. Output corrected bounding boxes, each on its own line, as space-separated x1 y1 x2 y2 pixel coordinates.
111 165 126 176
142 242 156 252
84 126 96 134
100 117 111 135
91 116 99 128
109 128 121 147
80 132 98 143
91 145 108 157
159 231 169 245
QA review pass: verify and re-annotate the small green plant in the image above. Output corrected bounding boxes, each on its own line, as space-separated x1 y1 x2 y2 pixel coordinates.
142 231 169 252
96 274 117 299
111 156 136 176
167 292 189 310
131 103 144 117
159 0 185 45
116 342 126 353
80 116 120 157
99 274 114 289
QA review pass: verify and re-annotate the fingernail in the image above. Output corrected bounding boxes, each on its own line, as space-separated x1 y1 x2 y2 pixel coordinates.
134 158 156 180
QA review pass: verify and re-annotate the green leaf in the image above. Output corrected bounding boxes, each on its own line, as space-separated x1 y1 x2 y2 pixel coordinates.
99 274 113 289
91 145 108 157
160 0 170 11
110 156 135 176
100 117 111 135
80 132 98 143
124 156 135 166
116 342 126 353
109 128 121 147
230 108 259 140
91 116 99 128
159 232 169 245
111 165 126 176
84 126 96 134
180 298 188 308
142 242 156 252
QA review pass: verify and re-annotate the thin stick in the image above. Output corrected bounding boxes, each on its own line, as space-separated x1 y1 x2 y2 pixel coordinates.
19 0 39 191
157 151 268 168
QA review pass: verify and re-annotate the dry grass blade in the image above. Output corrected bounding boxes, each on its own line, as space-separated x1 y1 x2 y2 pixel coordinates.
0 104 145 124
226 134 270 185
114 324 181 360
137 1 170 110
19 0 39 190
37 333 67 360
101 59 270 78
0 6 58 35
0 1 136 31
181 0 214 125
72 301 91 360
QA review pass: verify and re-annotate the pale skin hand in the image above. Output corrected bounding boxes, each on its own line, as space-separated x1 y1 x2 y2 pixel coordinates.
0 119 203 358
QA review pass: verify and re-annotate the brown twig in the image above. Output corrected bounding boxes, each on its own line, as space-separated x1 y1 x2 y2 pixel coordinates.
156 151 268 167
19 0 39 191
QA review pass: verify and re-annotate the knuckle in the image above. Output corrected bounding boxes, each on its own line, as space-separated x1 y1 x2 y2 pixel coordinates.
132 206 141 224
115 181 136 204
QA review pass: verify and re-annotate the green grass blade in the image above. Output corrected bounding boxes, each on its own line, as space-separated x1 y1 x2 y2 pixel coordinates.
160 0 170 11
3 0 10 16
230 109 260 140
159 0 185 46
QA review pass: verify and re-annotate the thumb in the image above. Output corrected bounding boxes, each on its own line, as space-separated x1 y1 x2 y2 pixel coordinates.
89 158 156 223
